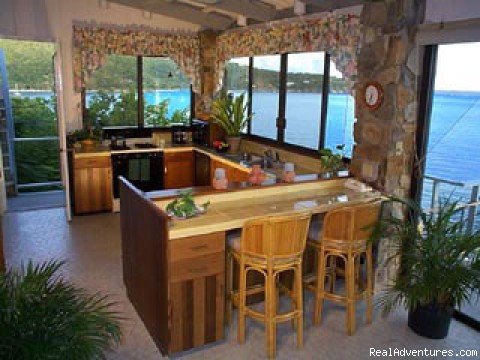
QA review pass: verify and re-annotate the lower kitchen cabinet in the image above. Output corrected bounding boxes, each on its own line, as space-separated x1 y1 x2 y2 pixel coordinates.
73 155 113 214
164 151 194 189
169 232 225 353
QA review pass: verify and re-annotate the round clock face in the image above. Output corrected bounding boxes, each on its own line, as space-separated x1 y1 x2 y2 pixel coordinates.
366 85 378 105
364 82 383 110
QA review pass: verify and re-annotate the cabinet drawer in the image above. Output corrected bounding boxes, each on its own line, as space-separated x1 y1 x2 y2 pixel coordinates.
170 251 224 283
75 156 111 169
170 232 224 262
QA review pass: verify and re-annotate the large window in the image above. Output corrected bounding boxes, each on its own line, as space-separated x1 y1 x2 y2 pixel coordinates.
325 60 355 157
285 52 324 149
143 57 191 126
223 52 353 155
84 55 192 129
251 55 281 140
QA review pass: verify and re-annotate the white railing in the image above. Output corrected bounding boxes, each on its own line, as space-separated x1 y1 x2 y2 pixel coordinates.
424 175 480 235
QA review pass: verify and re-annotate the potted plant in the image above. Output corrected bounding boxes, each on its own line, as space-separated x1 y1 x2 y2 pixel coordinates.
211 93 251 153
68 126 102 152
318 144 345 177
0 260 122 359
371 197 480 339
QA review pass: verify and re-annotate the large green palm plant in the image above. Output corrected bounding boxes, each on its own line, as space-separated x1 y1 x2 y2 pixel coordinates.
211 93 251 137
0 260 122 359
371 197 480 316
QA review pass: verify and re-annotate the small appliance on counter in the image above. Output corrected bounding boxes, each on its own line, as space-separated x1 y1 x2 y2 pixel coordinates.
171 124 189 145
191 119 210 146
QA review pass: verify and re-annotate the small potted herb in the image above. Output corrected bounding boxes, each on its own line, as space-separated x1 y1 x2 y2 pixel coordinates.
165 189 210 219
68 126 102 152
319 144 345 177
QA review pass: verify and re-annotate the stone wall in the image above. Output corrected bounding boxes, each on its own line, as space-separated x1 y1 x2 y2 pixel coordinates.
351 0 425 287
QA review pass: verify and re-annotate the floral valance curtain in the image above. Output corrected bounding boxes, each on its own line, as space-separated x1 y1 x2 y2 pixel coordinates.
215 13 361 92
72 25 201 93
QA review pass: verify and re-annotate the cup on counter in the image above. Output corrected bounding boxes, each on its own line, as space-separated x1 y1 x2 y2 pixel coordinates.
212 168 228 190
282 162 296 183
159 138 165 149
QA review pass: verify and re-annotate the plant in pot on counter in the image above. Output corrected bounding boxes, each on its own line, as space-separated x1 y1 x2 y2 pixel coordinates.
370 197 480 339
166 189 210 219
211 93 251 154
0 260 122 359
68 126 102 152
318 144 345 176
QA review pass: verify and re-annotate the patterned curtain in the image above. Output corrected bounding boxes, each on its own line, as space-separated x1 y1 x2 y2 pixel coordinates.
215 13 361 93
72 25 201 93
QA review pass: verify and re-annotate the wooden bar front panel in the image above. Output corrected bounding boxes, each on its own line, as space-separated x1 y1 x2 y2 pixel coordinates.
169 232 225 353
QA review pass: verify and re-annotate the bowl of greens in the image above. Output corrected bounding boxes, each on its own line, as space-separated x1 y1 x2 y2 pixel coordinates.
165 189 210 220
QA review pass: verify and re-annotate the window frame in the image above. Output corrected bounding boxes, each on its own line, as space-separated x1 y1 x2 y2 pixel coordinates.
238 51 350 157
81 55 195 135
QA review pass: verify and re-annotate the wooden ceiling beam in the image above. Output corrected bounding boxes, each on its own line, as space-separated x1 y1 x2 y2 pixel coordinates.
208 0 277 22
108 0 233 30
276 0 364 18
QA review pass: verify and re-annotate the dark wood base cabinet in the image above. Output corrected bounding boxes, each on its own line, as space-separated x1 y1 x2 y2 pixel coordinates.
120 178 224 356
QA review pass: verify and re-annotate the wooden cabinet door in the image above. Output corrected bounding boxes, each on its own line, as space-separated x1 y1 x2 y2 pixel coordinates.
74 156 112 214
169 232 225 353
164 151 194 189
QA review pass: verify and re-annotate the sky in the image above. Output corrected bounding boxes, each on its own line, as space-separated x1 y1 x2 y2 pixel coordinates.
230 52 344 78
435 42 480 92
232 43 480 92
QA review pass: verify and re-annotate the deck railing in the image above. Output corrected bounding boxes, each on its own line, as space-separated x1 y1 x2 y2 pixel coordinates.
423 175 480 235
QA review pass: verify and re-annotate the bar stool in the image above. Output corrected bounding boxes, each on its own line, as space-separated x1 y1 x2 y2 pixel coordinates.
226 212 311 358
310 202 381 335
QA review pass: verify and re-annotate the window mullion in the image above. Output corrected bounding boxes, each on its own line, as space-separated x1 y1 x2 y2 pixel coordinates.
277 53 288 143
247 57 253 134
319 53 330 150
137 56 144 128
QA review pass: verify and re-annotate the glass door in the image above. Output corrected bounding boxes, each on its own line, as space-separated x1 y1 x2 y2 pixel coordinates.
418 42 480 329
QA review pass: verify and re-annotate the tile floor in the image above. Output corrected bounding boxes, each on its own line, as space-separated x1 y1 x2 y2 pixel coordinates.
3 208 479 359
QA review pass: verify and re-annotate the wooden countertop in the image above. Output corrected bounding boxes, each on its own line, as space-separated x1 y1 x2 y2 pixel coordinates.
154 178 381 240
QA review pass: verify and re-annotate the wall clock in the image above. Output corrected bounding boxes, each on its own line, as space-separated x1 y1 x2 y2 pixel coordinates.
363 81 383 110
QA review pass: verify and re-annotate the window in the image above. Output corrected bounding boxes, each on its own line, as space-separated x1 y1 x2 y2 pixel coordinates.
285 52 324 149
325 60 355 157
251 55 281 140
143 57 191 126
224 57 249 95
225 57 250 133
225 52 354 156
85 55 138 127
84 55 192 129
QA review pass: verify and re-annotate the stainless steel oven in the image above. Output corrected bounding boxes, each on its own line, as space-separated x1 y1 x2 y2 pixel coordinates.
111 152 164 199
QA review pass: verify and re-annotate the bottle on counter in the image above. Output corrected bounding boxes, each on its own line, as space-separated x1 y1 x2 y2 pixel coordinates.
212 168 228 190
282 162 296 183
248 164 266 186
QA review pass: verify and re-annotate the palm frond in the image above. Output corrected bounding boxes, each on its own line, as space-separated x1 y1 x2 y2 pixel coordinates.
372 196 480 316
0 260 122 360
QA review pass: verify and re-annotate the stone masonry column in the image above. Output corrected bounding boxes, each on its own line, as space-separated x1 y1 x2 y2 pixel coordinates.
195 30 218 119
351 0 426 287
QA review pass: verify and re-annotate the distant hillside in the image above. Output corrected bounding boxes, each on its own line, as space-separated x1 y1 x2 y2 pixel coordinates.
225 62 349 93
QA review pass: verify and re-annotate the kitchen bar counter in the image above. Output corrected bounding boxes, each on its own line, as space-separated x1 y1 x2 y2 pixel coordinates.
119 176 381 355
154 178 379 239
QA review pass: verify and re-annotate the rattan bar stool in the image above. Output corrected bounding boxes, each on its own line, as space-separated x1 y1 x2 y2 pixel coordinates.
311 201 381 335
225 212 311 358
